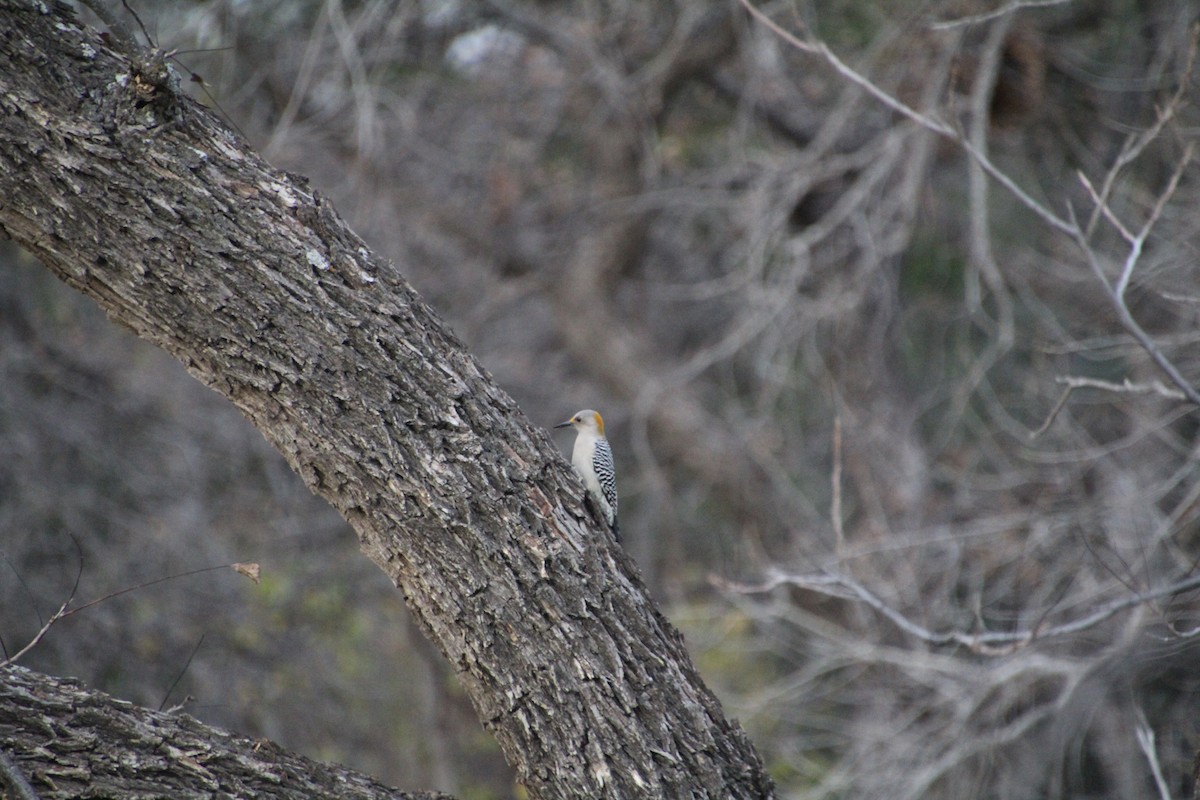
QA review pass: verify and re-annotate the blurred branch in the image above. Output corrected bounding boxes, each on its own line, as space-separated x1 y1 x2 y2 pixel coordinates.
264 8 329 157
742 2 1200 409
1032 376 1187 438
721 567 1200 655
491 3 798 543
1065 30 1199 406
325 0 379 157
1080 27 1198 240
737 0 1075 237
929 0 1070 31
963 10 1014 324
1072 143 1200 406
1135 706 1172 800
926 0 1070 30
831 412 844 555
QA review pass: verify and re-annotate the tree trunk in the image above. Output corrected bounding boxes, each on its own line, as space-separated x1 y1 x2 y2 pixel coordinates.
0 2 774 798
0 664 453 800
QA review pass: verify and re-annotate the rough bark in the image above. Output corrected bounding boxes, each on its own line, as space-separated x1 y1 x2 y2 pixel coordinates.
0 2 774 798
0 664 452 800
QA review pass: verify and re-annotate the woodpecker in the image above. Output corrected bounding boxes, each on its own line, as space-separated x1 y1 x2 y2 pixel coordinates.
554 409 620 540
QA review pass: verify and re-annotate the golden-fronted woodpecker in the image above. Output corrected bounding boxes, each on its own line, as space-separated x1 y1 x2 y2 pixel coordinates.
554 409 620 541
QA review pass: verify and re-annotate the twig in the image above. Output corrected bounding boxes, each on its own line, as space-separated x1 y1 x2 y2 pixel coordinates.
1032 375 1187 438
1076 119 1191 308
1 599 74 667
0 539 85 666
1135 707 1172 800
1073 224 1200 407
1058 375 1185 399
831 412 844 555
1115 143 1193 302
1030 385 1072 439
120 0 154 45
1082 25 1198 240
1077 171 1135 246
1067 34 1200 406
1 563 258 668
159 633 206 712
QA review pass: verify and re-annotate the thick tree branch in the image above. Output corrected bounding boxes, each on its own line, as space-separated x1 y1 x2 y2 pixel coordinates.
0 2 773 798
0 664 453 800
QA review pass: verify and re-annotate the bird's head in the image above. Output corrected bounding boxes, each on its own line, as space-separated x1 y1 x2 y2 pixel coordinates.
555 409 605 436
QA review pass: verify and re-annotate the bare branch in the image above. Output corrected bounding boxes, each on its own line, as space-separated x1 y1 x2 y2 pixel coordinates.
0 599 72 668
742 3 1200 409
1072 223 1200 407
1030 385 1073 439
737 0 1076 236
1058 375 1186 400
1135 707 1173 800
1033 375 1188 438
1077 170 1135 246
0 539 82 667
964 10 1015 320
831 412 844 556
1 563 258 667
721 567 1200 655
929 0 1071 31
1114 143 1194 301
1082 25 1199 239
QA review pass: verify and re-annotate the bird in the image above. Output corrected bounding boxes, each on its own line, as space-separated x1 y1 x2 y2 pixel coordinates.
554 409 620 541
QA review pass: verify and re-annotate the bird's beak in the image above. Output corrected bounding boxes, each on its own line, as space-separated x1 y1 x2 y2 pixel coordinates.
554 419 572 428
